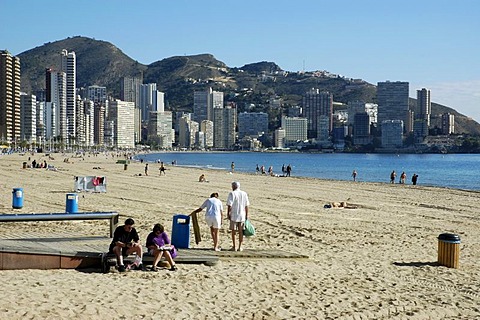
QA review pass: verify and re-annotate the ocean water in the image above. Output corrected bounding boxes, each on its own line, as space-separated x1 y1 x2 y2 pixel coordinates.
137 152 480 191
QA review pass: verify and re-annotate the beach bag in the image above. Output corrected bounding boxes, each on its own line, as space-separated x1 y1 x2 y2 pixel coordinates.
243 219 256 237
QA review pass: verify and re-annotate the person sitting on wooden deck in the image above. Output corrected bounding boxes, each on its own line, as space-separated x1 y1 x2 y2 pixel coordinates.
109 218 144 272
145 223 177 272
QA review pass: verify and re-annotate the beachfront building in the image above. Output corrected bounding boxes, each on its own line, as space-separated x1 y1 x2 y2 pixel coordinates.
281 116 307 146
46 68 66 141
194 87 224 123
200 120 214 148
238 112 268 139
302 88 333 139
20 93 37 144
441 113 455 135
178 116 198 148
148 111 173 149
377 81 409 133
93 102 106 146
381 120 403 148
213 105 236 149
75 97 94 147
60 49 76 144
107 100 135 148
413 119 428 143
0 50 21 145
417 88 431 128
139 83 164 123
353 112 371 145
274 128 286 148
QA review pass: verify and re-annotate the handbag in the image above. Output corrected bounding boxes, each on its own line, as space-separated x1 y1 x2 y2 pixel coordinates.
243 219 255 237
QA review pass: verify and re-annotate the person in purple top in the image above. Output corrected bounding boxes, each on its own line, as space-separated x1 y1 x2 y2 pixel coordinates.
145 224 177 271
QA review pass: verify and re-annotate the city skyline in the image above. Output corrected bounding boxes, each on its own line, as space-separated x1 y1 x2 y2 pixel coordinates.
1 0 479 122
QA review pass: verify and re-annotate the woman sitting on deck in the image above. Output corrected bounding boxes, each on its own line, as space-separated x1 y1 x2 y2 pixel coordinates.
145 224 177 272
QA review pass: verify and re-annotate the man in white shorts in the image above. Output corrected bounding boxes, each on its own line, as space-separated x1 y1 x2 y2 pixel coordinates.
227 181 250 251
191 192 223 251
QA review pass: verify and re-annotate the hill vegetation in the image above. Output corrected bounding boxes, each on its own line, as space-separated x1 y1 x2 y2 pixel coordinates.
17 36 480 136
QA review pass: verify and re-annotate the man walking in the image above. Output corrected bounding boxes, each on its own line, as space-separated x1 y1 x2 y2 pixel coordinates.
227 181 250 251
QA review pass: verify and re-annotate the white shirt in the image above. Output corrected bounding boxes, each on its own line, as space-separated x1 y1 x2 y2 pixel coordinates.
200 197 223 219
227 189 250 222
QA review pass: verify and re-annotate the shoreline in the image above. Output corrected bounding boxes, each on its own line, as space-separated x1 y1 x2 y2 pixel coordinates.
0 152 479 318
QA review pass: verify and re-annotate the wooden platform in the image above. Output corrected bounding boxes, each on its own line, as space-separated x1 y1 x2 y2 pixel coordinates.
0 231 309 271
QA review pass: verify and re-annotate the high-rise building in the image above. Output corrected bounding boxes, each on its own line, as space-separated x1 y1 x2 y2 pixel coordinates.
60 49 76 143
108 100 135 148
87 85 107 103
213 105 236 149
0 50 21 145
148 111 173 149
281 116 307 145
178 116 198 148
120 76 142 107
302 89 333 138
94 102 106 146
200 120 214 148
377 81 409 132
46 68 67 140
417 88 431 127
441 113 455 135
353 112 371 145
381 120 403 148
238 112 268 139
194 88 223 123
20 93 37 143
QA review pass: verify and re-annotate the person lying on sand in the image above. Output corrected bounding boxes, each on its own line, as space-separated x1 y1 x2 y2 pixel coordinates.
324 202 357 209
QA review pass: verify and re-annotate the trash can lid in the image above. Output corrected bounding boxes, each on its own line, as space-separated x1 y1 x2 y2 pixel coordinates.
438 233 461 242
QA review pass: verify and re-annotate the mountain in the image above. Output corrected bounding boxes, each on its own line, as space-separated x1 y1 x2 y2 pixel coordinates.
17 36 480 135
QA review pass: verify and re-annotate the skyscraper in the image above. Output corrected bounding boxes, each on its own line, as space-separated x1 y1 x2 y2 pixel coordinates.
377 81 409 132
20 93 37 143
46 68 67 140
302 89 333 139
60 49 76 144
194 88 223 123
213 105 236 149
0 50 21 145
417 88 431 127
108 100 135 148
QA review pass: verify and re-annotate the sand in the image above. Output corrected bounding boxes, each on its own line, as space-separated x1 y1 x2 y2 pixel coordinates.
0 152 479 319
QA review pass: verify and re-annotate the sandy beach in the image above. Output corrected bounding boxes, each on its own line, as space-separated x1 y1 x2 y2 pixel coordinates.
0 152 479 319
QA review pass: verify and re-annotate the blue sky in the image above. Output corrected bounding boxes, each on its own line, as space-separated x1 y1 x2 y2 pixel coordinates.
1 0 479 121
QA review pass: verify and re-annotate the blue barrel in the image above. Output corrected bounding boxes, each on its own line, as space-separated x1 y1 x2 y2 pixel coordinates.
171 214 190 249
12 188 24 209
65 193 78 213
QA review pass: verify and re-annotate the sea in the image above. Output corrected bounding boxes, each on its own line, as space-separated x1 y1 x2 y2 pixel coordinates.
136 152 480 191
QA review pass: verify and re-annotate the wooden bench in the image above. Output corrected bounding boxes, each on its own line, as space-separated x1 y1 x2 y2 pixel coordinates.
0 212 119 237
101 250 219 273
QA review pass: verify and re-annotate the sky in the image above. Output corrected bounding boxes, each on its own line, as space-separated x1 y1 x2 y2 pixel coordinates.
1 0 479 121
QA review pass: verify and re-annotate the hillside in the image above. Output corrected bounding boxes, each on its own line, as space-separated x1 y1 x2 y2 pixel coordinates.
17 36 480 135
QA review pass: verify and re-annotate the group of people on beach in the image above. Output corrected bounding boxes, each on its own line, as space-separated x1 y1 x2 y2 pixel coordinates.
191 181 250 252
109 180 250 272
109 218 178 272
390 170 419 185
255 164 292 177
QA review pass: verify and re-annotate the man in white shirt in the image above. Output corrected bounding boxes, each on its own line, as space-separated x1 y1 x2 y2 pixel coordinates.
227 181 250 251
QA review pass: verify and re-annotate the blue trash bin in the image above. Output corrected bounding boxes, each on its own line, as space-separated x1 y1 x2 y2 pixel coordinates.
171 214 190 249
66 193 78 213
12 187 24 209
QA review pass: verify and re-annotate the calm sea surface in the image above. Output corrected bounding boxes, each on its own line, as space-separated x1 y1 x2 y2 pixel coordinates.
137 152 480 191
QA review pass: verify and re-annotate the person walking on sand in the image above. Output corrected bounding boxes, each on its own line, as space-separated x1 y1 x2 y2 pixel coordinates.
352 170 357 182
286 164 292 177
412 173 418 185
231 162 235 173
390 170 396 184
190 192 224 251
227 181 250 252
144 163 148 176
159 162 166 175
400 171 407 184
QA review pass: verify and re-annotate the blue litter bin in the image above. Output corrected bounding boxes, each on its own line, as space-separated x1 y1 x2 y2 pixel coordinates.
66 193 78 213
12 188 24 209
171 214 190 249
